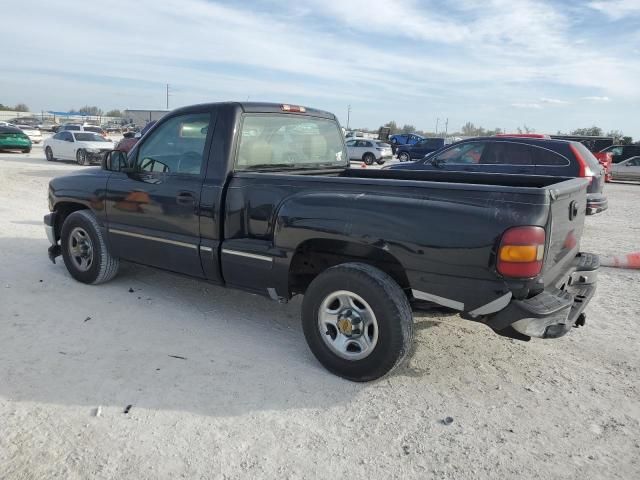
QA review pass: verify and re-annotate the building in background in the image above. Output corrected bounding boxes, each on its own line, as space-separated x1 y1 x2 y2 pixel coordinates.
123 109 169 126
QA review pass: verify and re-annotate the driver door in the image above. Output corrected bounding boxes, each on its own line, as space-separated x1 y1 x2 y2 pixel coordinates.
105 110 214 277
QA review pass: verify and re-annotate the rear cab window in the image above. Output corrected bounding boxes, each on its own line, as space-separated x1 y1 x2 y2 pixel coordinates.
236 114 347 170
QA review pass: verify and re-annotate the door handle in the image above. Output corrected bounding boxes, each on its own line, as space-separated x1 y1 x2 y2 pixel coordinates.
176 192 195 205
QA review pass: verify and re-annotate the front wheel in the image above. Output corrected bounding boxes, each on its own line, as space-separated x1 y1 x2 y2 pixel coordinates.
398 152 410 162
302 263 413 381
23 148 32 154
61 210 119 284
76 149 89 166
45 146 54 161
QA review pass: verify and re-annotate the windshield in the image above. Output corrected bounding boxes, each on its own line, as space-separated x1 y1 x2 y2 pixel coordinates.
74 132 108 142
236 114 347 170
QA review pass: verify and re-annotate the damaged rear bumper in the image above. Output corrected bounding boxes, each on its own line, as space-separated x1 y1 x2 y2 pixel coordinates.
486 252 598 340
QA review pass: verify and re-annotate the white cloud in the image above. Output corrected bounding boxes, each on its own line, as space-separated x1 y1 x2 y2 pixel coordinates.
582 96 611 102
511 103 543 109
540 97 569 105
588 0 640 20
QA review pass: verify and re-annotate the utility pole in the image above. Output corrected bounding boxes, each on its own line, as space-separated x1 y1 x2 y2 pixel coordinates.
346 105 351 130
435 117 439 135
444 118 449 136
166 84 171 110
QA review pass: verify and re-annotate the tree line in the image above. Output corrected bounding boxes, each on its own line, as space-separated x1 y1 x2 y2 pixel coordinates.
1 102 123 118
376 121 634 144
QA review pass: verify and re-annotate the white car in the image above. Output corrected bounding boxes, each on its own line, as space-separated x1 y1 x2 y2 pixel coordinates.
345 139 393 165
43 131 114 165
611 156 640 182
16 125 43 144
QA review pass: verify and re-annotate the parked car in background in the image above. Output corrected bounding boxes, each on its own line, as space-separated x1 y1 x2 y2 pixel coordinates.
389 133 424 153
599 144 640 164
115 131 139 153
0 125 32 153
0 121 17 127
395 137 445 162
115 120 157 153
7 117 42 129
387 135 608 214
39 120 59 132
346 138 392 165
43 131 114 165
16 125 43 144
59 124 108 137
610 156 640 182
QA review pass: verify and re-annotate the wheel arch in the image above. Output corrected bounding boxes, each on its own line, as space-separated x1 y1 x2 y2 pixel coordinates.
287 238 410 297
52 201 90 241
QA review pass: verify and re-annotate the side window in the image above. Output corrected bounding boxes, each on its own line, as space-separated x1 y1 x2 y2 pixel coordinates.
63 132 73 142
481 143 534 165
135 113 210 175
53 132 63 140
628 158 640 166
346 140 357 147
610 146 623 156
533 147 569 166
365 141 374 147
435 142 486 164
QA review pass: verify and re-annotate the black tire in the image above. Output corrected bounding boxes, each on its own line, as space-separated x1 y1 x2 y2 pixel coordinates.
302 263 413 382
76 149 89 166
61 210 119 284
23 148 31 154
376 159 386 165
45 146 55 161
363 153 375 165
398 151 410 162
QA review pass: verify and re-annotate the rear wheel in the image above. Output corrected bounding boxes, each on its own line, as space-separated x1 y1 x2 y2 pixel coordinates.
23 148 31 154
61 210 119 284
363 153 375 165
76 149 89 166
302 263 413 381
398 152 410 162
45 146 55 161
376 159 386 165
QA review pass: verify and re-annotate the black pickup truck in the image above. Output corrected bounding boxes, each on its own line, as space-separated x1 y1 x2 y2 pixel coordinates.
44 102 599 381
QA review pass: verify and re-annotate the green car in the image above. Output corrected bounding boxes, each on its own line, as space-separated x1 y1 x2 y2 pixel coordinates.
0 126 32 153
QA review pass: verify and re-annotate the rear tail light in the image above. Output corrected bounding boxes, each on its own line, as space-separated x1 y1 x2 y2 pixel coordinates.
497 226 546 278
570 144 594 182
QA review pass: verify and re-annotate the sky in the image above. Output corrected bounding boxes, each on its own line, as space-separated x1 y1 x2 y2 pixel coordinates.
1 0 639 137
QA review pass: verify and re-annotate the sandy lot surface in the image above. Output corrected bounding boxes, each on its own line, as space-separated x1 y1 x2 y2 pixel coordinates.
1 146 639 479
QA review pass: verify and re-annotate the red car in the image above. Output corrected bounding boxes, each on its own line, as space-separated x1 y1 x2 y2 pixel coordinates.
115 132 139 153
593 152 613 182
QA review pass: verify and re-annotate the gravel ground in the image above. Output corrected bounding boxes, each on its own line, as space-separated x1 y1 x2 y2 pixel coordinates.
1 146 639 479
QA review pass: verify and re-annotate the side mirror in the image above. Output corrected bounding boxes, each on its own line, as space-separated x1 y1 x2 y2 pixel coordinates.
102 150 129 172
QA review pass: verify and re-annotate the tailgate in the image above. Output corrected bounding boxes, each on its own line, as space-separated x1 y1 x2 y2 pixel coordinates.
543 178 589 282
